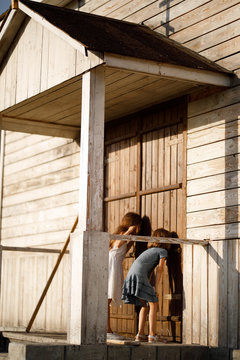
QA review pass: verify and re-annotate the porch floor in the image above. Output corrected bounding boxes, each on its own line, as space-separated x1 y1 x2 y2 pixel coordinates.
1 331 237 360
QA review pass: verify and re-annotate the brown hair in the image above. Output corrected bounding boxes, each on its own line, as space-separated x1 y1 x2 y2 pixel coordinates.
147 228 173 251
109 212 142 249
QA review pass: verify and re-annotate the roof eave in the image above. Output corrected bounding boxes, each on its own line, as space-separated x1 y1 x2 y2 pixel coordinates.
104 53 233 88
0 8 25 67
18 0 87 56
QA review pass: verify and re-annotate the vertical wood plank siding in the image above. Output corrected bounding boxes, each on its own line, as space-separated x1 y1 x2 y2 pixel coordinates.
0 17 82 112
105 100 186 341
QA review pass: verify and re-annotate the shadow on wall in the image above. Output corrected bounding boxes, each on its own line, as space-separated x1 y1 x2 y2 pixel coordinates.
203 119 239 348
159 0 175 37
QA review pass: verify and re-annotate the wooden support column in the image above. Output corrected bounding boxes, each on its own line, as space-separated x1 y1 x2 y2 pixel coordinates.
68 67 108 345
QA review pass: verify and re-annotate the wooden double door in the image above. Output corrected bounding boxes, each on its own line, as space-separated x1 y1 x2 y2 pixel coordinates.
104 98 186 342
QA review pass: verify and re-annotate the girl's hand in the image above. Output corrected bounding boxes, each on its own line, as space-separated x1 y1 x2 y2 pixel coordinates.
126 225 136 235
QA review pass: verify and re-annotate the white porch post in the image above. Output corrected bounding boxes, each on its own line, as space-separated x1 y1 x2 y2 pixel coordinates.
68 67 108 345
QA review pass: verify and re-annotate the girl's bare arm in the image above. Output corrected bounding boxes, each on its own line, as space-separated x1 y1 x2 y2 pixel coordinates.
154 258 166 295
115 226 137 248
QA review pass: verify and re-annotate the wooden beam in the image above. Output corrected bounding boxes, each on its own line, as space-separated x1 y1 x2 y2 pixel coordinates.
68 67 106 345
11 0 18 9
2 246 69 254
18 0 87 56
110 234 209 246
0 114 79 138
104 53 232 87
69 231 109 345
0 9 25 66
78 66 105 232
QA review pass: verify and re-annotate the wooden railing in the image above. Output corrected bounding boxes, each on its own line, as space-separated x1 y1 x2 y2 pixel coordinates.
111 234 209 246
0 226 208 335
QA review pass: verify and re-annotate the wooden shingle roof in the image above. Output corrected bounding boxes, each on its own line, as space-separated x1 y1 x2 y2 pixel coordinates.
20 0 230 74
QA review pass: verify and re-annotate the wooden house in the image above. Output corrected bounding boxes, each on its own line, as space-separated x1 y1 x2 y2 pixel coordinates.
0 0 239 355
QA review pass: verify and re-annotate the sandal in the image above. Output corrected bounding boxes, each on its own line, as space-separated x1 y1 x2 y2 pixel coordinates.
135 333 148 342
148 334 159 343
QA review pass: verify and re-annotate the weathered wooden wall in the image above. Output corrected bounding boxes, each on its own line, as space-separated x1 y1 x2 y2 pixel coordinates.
73 0 240 347
0 0 239 343
0 9 82 330
0 251 69 331
0 16 83 112
0 131 79 331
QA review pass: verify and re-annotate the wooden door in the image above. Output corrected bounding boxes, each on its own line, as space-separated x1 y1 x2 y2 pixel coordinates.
104 97 186 341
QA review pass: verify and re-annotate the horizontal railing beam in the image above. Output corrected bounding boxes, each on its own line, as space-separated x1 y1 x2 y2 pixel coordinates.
110 234 209 246
1 246 69 254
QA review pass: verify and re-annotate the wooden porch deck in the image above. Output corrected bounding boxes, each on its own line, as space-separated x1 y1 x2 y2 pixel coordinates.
1 331 236 360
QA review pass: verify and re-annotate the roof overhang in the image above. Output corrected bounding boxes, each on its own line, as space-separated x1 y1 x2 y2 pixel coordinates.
0 0 234 138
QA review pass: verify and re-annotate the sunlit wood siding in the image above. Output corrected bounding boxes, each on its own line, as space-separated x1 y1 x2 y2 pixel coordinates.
75 0 239 347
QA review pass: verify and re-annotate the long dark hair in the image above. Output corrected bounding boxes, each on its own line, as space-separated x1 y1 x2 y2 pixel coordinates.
109 212 142 249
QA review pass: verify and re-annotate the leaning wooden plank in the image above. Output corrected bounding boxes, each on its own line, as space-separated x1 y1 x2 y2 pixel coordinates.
26 216 78 332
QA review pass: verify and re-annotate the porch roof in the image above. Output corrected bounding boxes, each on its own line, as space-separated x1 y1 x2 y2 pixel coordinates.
17 0 230 74
0 0 233 138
